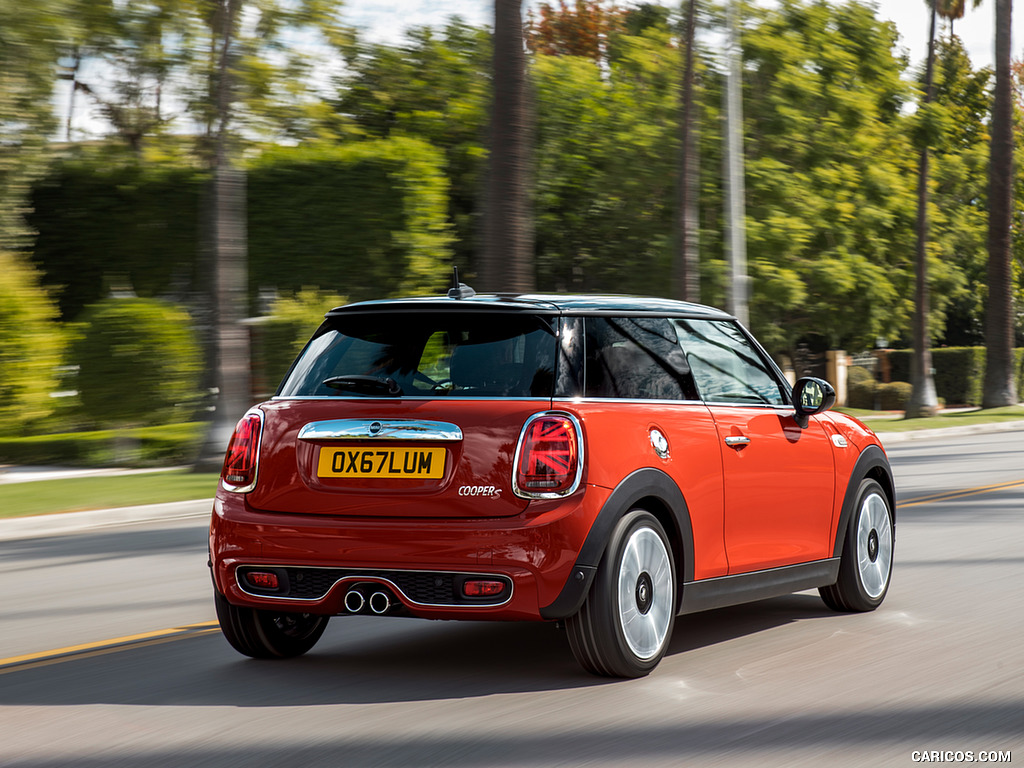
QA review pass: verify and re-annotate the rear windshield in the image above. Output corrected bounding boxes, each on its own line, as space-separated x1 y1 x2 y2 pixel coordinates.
278 312 558 398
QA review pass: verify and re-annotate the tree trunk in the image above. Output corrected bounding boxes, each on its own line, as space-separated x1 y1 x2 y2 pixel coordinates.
196 0 252 471
481 0 534 293
673 0 700 304
907 2 940 418
723 0 748 328
982 0 1017 408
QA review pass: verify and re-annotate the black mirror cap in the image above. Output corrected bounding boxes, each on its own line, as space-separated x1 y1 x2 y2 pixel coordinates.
792 377 836 428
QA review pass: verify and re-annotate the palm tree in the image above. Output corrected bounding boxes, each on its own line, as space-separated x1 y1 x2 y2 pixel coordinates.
673 0 700 304
196 0 252 470
481 0 534 293
982 0 1017 407
907 0 941 418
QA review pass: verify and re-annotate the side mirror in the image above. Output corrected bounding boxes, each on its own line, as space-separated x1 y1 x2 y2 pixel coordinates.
792 377 836 428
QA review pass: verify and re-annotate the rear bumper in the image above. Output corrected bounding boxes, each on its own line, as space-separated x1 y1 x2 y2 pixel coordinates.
209 485 609 621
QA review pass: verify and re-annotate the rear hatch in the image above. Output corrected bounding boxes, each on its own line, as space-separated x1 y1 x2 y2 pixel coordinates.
245 306 560 519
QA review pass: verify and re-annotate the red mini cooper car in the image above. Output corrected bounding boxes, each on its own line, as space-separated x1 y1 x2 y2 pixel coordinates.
210 287 895 677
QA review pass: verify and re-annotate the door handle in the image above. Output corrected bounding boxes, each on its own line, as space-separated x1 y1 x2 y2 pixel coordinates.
724 435 751 448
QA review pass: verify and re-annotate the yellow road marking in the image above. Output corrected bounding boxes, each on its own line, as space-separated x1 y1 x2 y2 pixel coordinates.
0 621 219 674
897 478 1024 509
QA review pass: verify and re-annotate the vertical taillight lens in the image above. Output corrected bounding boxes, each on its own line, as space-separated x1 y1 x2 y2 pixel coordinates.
513 413 583 498
221 411 263 493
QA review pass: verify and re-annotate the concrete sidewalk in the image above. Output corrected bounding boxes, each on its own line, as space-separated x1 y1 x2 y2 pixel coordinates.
0 498 212 542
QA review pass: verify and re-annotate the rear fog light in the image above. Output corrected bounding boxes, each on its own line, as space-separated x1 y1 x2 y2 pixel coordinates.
247 571 279 590
463 580 506 598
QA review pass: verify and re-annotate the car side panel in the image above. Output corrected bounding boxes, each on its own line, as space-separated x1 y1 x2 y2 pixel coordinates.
709 405 836 573
557 400 728 580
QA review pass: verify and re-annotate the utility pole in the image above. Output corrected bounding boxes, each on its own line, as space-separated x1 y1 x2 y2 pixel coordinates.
723 0 749 328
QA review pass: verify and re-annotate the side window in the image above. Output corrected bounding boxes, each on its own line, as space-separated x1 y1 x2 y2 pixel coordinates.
673 319 788 406
584 317 698 400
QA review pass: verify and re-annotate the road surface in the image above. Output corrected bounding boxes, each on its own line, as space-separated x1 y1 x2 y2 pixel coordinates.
1 430 1021 767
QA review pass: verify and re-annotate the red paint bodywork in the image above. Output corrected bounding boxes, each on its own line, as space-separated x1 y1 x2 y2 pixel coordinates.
210 394 883 620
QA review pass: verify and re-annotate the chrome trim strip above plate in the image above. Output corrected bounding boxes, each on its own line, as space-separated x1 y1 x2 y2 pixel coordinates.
298 419 463 442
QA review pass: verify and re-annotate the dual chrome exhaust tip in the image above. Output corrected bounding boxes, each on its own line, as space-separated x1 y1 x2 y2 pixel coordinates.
344 587 394 615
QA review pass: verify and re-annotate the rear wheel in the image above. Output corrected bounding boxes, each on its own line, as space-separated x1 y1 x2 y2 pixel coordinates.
215 591 329 659
820 478 894 612
567 510 676 678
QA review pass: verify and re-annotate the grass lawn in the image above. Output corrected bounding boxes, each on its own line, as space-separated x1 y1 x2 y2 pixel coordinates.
0 470 219 519
837 405 1024 433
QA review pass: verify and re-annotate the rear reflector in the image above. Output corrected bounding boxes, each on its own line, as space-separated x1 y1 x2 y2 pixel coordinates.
247 571 279 590
513 412 582 498
463 579 506 598
221 410 263 492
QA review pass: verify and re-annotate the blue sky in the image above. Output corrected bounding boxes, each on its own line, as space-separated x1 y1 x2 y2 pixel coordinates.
345 1 1019 71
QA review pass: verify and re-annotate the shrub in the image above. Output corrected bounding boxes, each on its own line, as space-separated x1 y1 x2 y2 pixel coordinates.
0 252 64 436
932 347 985 405
70 298 201 427
879 347 988 405
0 423 204 467
878 381 912 411
250 288 348 398
847 365 875 385
847 377 877 409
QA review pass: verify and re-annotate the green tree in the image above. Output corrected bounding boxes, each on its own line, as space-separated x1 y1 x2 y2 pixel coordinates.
335 21 490 277
929 37 991 347
0 0 66 249
0 253 64 436
532 26 683 295
740 0 918 354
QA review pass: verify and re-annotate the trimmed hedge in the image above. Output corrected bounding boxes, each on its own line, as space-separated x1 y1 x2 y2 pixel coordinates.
877 381 912 411
0 423 204 468
30 139 452 322
69 297 202 427
846 366 877 409
881 347 1022 406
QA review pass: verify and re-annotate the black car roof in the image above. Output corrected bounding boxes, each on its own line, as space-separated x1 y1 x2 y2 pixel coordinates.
326 293 734 320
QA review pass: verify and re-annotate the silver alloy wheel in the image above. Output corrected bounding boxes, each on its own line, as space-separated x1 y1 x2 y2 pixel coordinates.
616 526 673 660
857 491 893 599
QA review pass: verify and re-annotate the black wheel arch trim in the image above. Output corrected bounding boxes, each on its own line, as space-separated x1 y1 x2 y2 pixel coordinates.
832 444 896 559
539 468 695 620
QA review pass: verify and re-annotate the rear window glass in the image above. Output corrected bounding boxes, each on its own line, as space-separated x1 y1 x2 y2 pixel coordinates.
278 312 558 398
584 317 698 400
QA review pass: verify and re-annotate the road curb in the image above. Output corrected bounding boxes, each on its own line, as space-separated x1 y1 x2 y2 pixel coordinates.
0 498 212 542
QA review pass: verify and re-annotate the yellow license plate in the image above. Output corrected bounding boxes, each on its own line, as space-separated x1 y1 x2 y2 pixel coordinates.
317 446 446 478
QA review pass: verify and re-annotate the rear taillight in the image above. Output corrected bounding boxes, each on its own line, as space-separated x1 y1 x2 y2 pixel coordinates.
513 412 583 499
221 410 263 493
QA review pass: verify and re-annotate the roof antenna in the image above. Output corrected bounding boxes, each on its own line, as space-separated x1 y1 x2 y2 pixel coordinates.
447 266 476 300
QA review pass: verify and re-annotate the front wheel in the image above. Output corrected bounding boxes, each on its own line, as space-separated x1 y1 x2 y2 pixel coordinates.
820 478 894 612
567 510 676 678
215 591 329 659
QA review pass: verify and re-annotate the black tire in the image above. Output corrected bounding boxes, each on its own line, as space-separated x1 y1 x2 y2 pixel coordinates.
215 591 329 659
819 478 894 612
567 510 676 678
